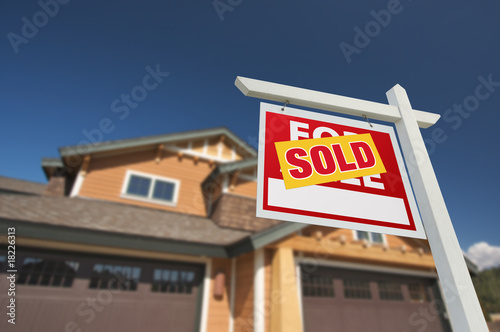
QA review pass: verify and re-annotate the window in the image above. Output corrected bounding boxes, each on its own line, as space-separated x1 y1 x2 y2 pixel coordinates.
122 170 180 206
356 231 384 244
343 279 372 299
89 264 141 291
151 268 196 294
378 281 404 301
0 255 6 271
409 283 429 302
127 175 151 197
17 257 79 287
302 274 335 297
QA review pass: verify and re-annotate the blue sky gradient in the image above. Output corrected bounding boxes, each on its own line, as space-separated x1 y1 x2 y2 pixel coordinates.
1 0 499 254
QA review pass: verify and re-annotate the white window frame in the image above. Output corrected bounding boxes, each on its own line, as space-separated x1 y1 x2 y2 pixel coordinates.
352 230 387 245
120 170 180 207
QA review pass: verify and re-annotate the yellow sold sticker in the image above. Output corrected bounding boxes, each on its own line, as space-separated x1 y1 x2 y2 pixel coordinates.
275 134 386 189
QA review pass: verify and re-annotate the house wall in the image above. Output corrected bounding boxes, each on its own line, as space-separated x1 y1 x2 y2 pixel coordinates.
300 226 429 253
233 251 254 332
207 258 233 332
78 149 215 216
188 138 243 161
211 194 281 231
264 249 273 332
231 178 257 198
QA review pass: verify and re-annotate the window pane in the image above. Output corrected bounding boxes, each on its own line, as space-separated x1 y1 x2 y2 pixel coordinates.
409 283 429 302
16 257 79 288
371 233 384 244
152 180 175 202
378 281 404 301
344 279 371 299
357 231 369 241
126 175 151 197
301 273 335 298
0 255 6 271
89 264 142 291
151 268 197 294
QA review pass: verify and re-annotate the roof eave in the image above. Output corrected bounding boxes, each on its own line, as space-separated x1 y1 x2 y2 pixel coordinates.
0 218 229 258
58 127 257 158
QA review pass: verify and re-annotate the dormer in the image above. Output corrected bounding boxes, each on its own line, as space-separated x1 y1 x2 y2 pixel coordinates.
41 127 256 216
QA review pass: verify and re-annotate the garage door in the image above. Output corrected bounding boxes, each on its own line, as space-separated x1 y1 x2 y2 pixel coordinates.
300 265 451 332
0 248 205 332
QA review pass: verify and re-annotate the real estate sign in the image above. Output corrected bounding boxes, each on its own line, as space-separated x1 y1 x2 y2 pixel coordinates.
256 102 426 239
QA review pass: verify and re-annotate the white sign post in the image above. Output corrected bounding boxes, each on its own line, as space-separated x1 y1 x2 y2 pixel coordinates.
235 76 488 332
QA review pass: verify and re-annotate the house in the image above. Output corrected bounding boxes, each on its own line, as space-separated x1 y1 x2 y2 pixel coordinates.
0 127 473 332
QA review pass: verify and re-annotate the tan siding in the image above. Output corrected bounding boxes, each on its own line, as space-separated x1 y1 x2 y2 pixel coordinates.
79 149 214 216
207 258 232 332
231 178 257 198
385 235 426 252
188 138 245 161
206 138 219 157
234 252 254 332
302 226 355 242
264 249 273 332
191 140 205 154
221 141 236 160
301 226 428 252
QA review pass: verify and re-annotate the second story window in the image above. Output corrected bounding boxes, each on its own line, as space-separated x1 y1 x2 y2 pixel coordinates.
121 170 180 206
356 231 384 244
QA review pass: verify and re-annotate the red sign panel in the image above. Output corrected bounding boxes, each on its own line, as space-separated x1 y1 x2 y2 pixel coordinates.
256 103 426 239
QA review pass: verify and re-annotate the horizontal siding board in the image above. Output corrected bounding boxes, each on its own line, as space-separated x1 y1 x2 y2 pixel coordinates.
79 149 215 216
232 179 257 198
207 258 232 332
234 252 254 332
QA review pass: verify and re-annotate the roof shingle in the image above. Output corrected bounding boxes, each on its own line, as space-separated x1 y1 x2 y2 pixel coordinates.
0 193 251 246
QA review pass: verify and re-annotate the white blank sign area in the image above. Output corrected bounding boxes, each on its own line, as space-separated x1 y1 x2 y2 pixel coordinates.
267 178 410 226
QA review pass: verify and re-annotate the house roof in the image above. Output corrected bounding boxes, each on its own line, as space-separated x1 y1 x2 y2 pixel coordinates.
0 193 251 247
58 127 257 159
0 176 46 196
0 176 305 257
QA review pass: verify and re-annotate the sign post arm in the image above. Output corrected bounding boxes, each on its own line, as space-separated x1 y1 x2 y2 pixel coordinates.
387 84 488 332
235 76 440 128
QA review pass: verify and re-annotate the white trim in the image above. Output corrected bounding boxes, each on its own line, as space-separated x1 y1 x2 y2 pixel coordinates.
222 174 229 193
166 146 234 163
120 169 180 207
188 141 193 151
296 263 305 332
253 248 265 332
203 139 208 154
70 170 85 197
231 146 236 161
218 141 223 158
228 258 236 332
295 257 437 278
199 258 212 332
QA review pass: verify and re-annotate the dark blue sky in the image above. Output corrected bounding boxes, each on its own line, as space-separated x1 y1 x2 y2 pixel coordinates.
1 0 499 252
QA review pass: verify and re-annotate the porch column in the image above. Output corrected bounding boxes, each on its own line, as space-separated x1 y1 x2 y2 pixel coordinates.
270 247 303 332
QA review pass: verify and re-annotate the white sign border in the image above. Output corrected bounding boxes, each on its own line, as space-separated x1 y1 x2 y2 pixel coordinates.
256 102 427 239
